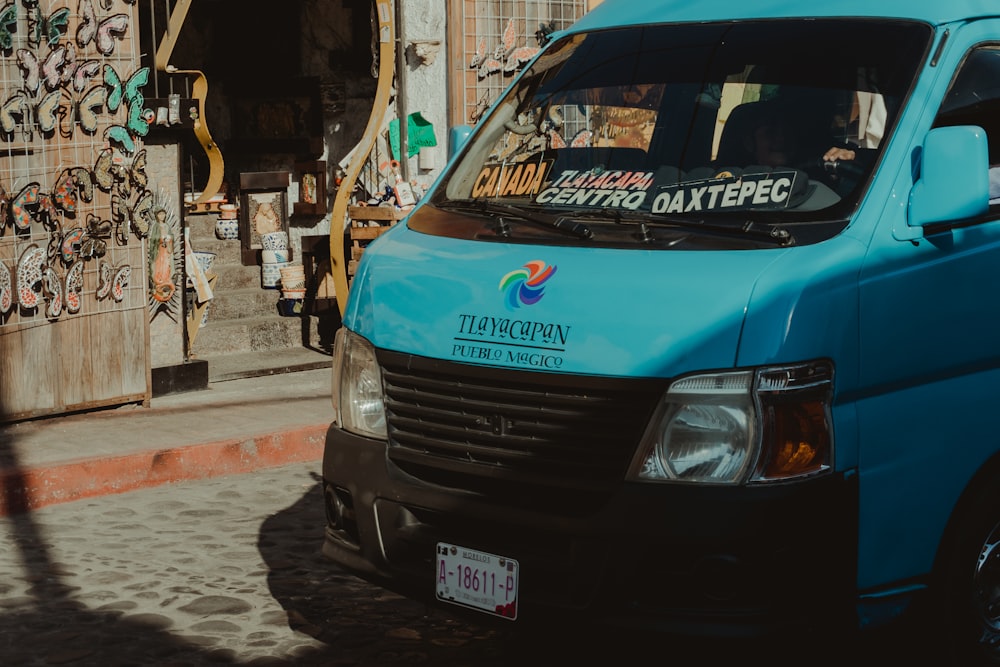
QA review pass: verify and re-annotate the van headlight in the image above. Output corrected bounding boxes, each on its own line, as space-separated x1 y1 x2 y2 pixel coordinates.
629 361 833 485
331 328 387 439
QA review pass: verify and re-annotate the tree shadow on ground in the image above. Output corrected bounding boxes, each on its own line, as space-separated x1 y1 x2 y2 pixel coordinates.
0 435 262 666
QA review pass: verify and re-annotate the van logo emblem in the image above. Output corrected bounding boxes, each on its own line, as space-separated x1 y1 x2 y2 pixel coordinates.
484 413 511 435
499 260 556 309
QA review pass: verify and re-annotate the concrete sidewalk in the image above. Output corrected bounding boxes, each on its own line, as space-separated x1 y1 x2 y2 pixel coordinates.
0 365 334 516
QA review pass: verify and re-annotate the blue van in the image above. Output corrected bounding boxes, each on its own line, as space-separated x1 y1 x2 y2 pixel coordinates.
322 1 1000 661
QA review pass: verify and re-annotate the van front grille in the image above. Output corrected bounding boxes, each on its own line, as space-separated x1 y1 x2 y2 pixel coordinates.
378 350 665 512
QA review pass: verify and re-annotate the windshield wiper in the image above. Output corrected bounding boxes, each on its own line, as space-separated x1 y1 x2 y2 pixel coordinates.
437 200 593 240
566 208 795 247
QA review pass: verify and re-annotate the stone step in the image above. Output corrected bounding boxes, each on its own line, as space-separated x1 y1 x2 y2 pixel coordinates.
186 213 224 240
198 346 332 383
190 313 307 357
209 287 284 321
209 262 272 291
189 236 242 260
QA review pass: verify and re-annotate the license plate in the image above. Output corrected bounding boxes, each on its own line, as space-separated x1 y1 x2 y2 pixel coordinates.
436 542 519 620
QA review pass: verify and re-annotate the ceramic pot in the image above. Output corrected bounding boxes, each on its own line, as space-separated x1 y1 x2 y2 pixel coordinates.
261 261 287 288
261 249 290 264
215 217 239 240
261 231 288 251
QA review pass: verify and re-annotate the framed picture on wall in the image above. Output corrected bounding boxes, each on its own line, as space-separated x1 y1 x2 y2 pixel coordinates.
293 160 327 216
239 171 291 265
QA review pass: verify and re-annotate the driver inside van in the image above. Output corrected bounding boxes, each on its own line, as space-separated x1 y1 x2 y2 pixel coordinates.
742 99 862 170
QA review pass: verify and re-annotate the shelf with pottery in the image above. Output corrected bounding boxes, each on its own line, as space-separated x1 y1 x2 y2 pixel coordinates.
347 205 407 276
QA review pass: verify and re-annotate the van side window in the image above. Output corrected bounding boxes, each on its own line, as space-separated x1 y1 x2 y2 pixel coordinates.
934 46 1000 204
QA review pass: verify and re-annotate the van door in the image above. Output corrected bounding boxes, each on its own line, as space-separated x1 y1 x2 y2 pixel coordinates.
856 38 1000 592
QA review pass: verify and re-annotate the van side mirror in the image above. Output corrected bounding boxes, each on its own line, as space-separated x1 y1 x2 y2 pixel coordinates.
449 125 472 160
908 125 990 228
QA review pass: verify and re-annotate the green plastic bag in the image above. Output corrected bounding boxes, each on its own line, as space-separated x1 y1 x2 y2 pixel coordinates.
389 112 438 160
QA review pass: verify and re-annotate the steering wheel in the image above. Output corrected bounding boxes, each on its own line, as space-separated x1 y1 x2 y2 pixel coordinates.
797 157 865 193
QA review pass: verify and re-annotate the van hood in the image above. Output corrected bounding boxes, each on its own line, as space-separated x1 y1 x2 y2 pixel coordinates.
344 227 791 378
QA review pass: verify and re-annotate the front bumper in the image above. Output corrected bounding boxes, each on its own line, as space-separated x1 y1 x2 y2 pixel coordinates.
322 423 858 637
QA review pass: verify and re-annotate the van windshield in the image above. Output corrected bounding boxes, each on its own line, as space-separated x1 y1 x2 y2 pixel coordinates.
423 19 930 248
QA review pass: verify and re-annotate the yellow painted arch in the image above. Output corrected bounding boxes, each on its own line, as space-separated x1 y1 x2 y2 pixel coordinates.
330 1 397 315
154 0 224 206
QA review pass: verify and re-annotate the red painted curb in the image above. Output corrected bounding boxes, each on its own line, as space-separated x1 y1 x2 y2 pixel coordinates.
0 424 328 517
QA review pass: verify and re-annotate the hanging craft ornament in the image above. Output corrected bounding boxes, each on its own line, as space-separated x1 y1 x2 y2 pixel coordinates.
59 227 85 264
0 91 28 134
0 259 12 314
110 263 130 302
27 5 70 48
95 259 113 300
77 85 105 134
130 149 148 189
42 265 62 318
64 259 83 314
41 45 67 91
0 2 17 52
15 243 45 311
10 183 40 231
16 48 39 94
81 214 111 258
74 59 101 94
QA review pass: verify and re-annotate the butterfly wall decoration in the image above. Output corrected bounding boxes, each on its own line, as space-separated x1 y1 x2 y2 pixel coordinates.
76 84 105 134
95 258 112 299
77 6 128 57
469 18 539 79
81 212 112 258
9 182 40 230
16 48 40 93
73 59 101 93
112 188 152 241
103 65 149 154
0 2 17 52
40 45 69 91
15 242 45 311
93 146 146 198
51 167 94 215
35 88 61 133
41 264 63 318
54 225 85 265
26 4 69 48
63 259 83 314
0 91 28 134
0 258 12 314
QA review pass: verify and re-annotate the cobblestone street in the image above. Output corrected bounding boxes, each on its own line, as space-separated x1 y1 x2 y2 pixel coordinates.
0 461 923 666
